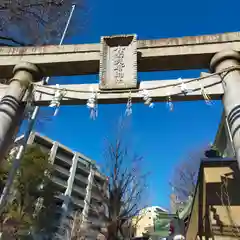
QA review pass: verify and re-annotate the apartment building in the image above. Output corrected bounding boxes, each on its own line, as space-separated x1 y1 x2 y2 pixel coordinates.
14 131 107 239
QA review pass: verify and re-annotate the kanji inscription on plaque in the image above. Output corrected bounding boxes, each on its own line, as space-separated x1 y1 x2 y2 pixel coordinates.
99 34 137 90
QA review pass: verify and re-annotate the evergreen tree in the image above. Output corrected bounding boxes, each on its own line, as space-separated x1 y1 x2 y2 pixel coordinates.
0 145 58 239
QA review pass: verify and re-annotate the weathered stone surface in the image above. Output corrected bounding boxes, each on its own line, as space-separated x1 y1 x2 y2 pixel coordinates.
99 34 137 90
0 32 240 78
0 75 223 105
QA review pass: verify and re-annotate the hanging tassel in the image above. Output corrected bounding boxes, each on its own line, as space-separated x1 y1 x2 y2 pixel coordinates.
166 94 174 111
199 81 212 106
178 78 188 95
139 89 154 108
49 84 66 116
178 78 193 95
87 88 98 120
125 92 132 116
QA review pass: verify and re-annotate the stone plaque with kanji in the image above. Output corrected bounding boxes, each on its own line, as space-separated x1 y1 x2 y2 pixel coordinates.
99 34 137 90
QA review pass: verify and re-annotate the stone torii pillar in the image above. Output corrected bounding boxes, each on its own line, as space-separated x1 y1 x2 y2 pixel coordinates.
210 50 240 165
0 62 41 163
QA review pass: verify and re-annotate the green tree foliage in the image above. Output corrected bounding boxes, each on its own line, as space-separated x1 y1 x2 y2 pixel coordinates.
0 156 11 193
0 144 59 239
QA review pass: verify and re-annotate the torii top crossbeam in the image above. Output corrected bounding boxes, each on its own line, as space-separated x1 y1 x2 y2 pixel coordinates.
0 31 239 105
0 31 240 78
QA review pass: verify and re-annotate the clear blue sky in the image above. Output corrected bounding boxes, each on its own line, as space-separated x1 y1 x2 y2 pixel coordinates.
22 0 240 209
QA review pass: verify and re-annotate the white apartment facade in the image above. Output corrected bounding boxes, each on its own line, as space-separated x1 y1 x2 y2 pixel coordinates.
14 131 107 239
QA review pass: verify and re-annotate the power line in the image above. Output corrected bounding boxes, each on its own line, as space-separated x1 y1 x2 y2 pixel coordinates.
0 4 76 213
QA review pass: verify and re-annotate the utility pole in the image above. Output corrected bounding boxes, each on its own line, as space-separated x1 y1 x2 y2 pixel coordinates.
0 4 76 213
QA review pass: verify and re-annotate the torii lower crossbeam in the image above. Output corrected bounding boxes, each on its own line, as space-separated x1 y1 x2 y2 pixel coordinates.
0 74 223 105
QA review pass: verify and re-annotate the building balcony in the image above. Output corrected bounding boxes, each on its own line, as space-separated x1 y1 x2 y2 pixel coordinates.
74 173 88 187
94 170 106 181
38 144 52 154
88 207 101 218
55 152 72 167
91 180 106 194
71 196 85 209
34 134 53 149
76 162 90 177
51 176 67 192
54 165 70 180
91 191 102 202
72 184 86 198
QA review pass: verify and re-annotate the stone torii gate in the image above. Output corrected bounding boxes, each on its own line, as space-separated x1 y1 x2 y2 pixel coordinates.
0 32 240 165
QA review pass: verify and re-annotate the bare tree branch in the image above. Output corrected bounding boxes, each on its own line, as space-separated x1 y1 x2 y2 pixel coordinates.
0 36 27 46
170 145 221 212
216 175 240 237
170 146 206 207
0 0 85 46
84 126 149 240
